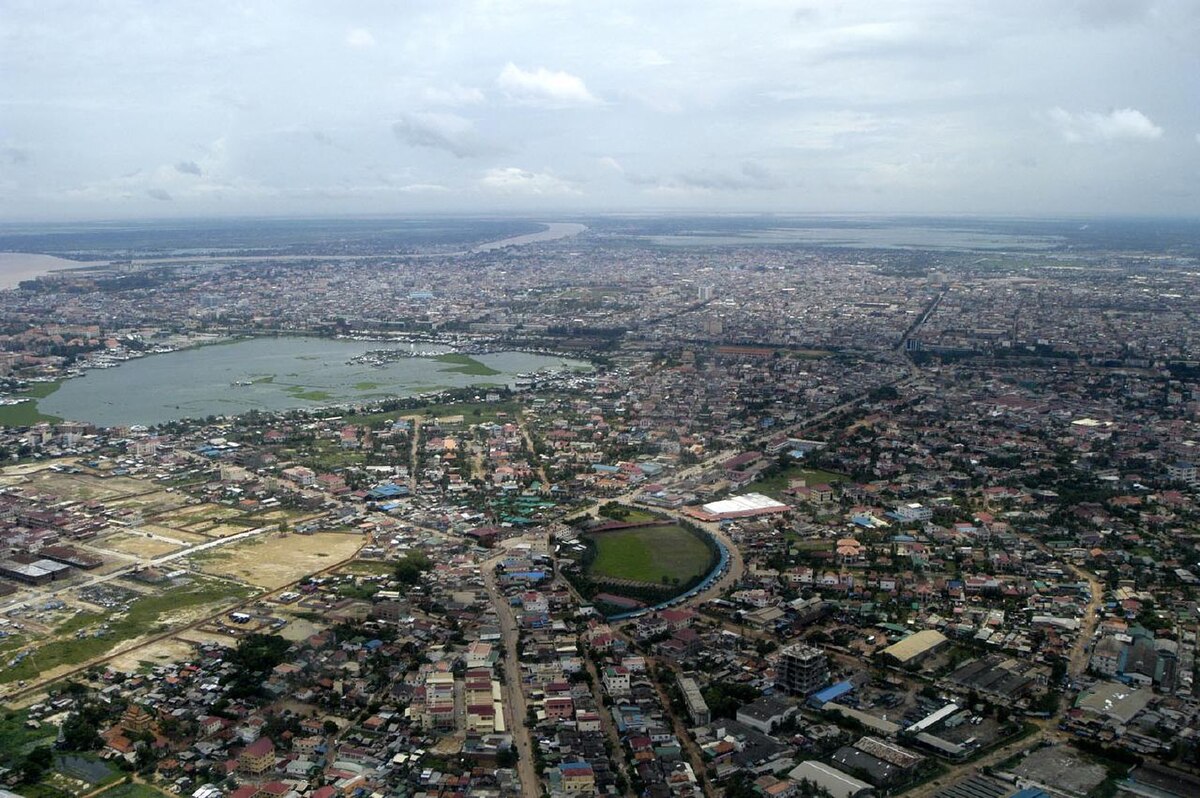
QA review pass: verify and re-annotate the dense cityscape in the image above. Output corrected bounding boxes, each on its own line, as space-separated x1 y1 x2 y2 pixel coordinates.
0 215 1196 798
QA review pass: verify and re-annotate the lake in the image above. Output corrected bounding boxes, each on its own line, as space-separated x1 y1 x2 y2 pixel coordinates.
39 337 589 427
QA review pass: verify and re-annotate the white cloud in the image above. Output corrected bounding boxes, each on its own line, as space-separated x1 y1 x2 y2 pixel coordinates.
396 183 448 193
636 49 671 67
1048 107 1163 142
496 63 599 107
598 156 624 173
630 161 784 194
392 112 502 159
422 84 485 106
345 28 376 49
479 167 579 195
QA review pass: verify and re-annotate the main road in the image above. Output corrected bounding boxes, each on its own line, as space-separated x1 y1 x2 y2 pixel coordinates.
480 556 542 798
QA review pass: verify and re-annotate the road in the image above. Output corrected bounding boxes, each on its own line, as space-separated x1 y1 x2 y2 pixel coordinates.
519 411 550 486
408 416 422 493
1064 561 1104 678
649 658 716 798
480 557 541 798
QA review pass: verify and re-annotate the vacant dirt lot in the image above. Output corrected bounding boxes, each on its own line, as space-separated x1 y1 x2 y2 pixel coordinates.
195 532 364 589
108 637 198 673
30 472 163 503
191 522 256 538
99 534 184 559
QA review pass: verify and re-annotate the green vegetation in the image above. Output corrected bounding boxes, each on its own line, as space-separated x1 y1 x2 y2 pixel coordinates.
588 524 713 585
353 381 383 390
336 582 380 600
394 551 432 585
0 380 64 426
702 681 762 719
345 400 518 427
224 633 291 699
751 464 848 501
338 559 401 576
0 578 252 685
0 709 55 771
283 385 334 402
435 353 502 376
596 502 658 524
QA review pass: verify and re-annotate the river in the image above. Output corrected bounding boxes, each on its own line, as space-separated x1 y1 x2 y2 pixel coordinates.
38 337 590 426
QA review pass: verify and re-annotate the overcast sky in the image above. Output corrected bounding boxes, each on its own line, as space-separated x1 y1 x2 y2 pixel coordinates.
2 0 1199 221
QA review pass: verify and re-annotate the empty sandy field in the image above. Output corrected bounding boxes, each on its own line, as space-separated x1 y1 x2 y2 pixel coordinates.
108 490 193 516
99 534 186 558
26 471 154 502
194 532 364 589
129 524 209 544
170 503 245 521
108 637 199 673
182 521 257 538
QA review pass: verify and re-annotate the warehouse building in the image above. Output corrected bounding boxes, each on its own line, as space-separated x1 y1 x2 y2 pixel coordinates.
879 629 947 666
788 761 874 798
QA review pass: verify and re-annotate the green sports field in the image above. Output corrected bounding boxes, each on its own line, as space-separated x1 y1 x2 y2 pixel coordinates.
587 524 714 585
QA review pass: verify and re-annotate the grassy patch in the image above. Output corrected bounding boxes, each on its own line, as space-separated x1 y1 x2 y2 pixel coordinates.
354 381 383 390
284 385 334 402
750 465 848 500
0 379 64 426
0 578 252 685
0 709 55 770
338 560 400 576
588 525 714 585
434 353 502 377
345 400 518 427
336 583 379 600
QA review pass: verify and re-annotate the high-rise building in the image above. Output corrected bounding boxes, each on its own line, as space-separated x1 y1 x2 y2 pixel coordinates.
776 643 829 695
698 284 715 301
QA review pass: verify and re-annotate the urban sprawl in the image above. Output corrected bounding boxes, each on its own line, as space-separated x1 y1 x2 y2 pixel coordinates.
0 225 1199 798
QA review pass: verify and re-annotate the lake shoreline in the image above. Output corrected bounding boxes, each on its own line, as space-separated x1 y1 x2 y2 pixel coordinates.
32 335 591 427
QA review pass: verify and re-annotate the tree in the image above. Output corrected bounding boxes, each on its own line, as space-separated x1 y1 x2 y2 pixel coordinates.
323 719 339 735
20 746 53 784
496 746 519 768
394 551 433 585
61 711 102 751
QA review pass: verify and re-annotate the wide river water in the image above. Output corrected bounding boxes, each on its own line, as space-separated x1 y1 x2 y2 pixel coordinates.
39 337 589 427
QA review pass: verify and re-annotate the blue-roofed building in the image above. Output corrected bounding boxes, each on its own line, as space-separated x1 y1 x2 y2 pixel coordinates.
367 482 409 500
809 680 854 708
1009 789 1050 798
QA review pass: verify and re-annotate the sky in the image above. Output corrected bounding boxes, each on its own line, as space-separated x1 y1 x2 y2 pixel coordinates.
1 0 1199 221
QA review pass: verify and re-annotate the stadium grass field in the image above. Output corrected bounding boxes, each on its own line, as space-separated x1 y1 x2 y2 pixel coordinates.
587 524 714 585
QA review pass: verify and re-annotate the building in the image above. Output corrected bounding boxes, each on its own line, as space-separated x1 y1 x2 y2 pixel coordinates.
737 696 797 735
120 704 156 734
603 666 631 695
555 761 596 793
1167 461 1198 485
679 675 711 726
685 492 791 522
879 630 946 667
776 643 828 696
238 737 276 776
892 503 932 523
788 761 874 798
